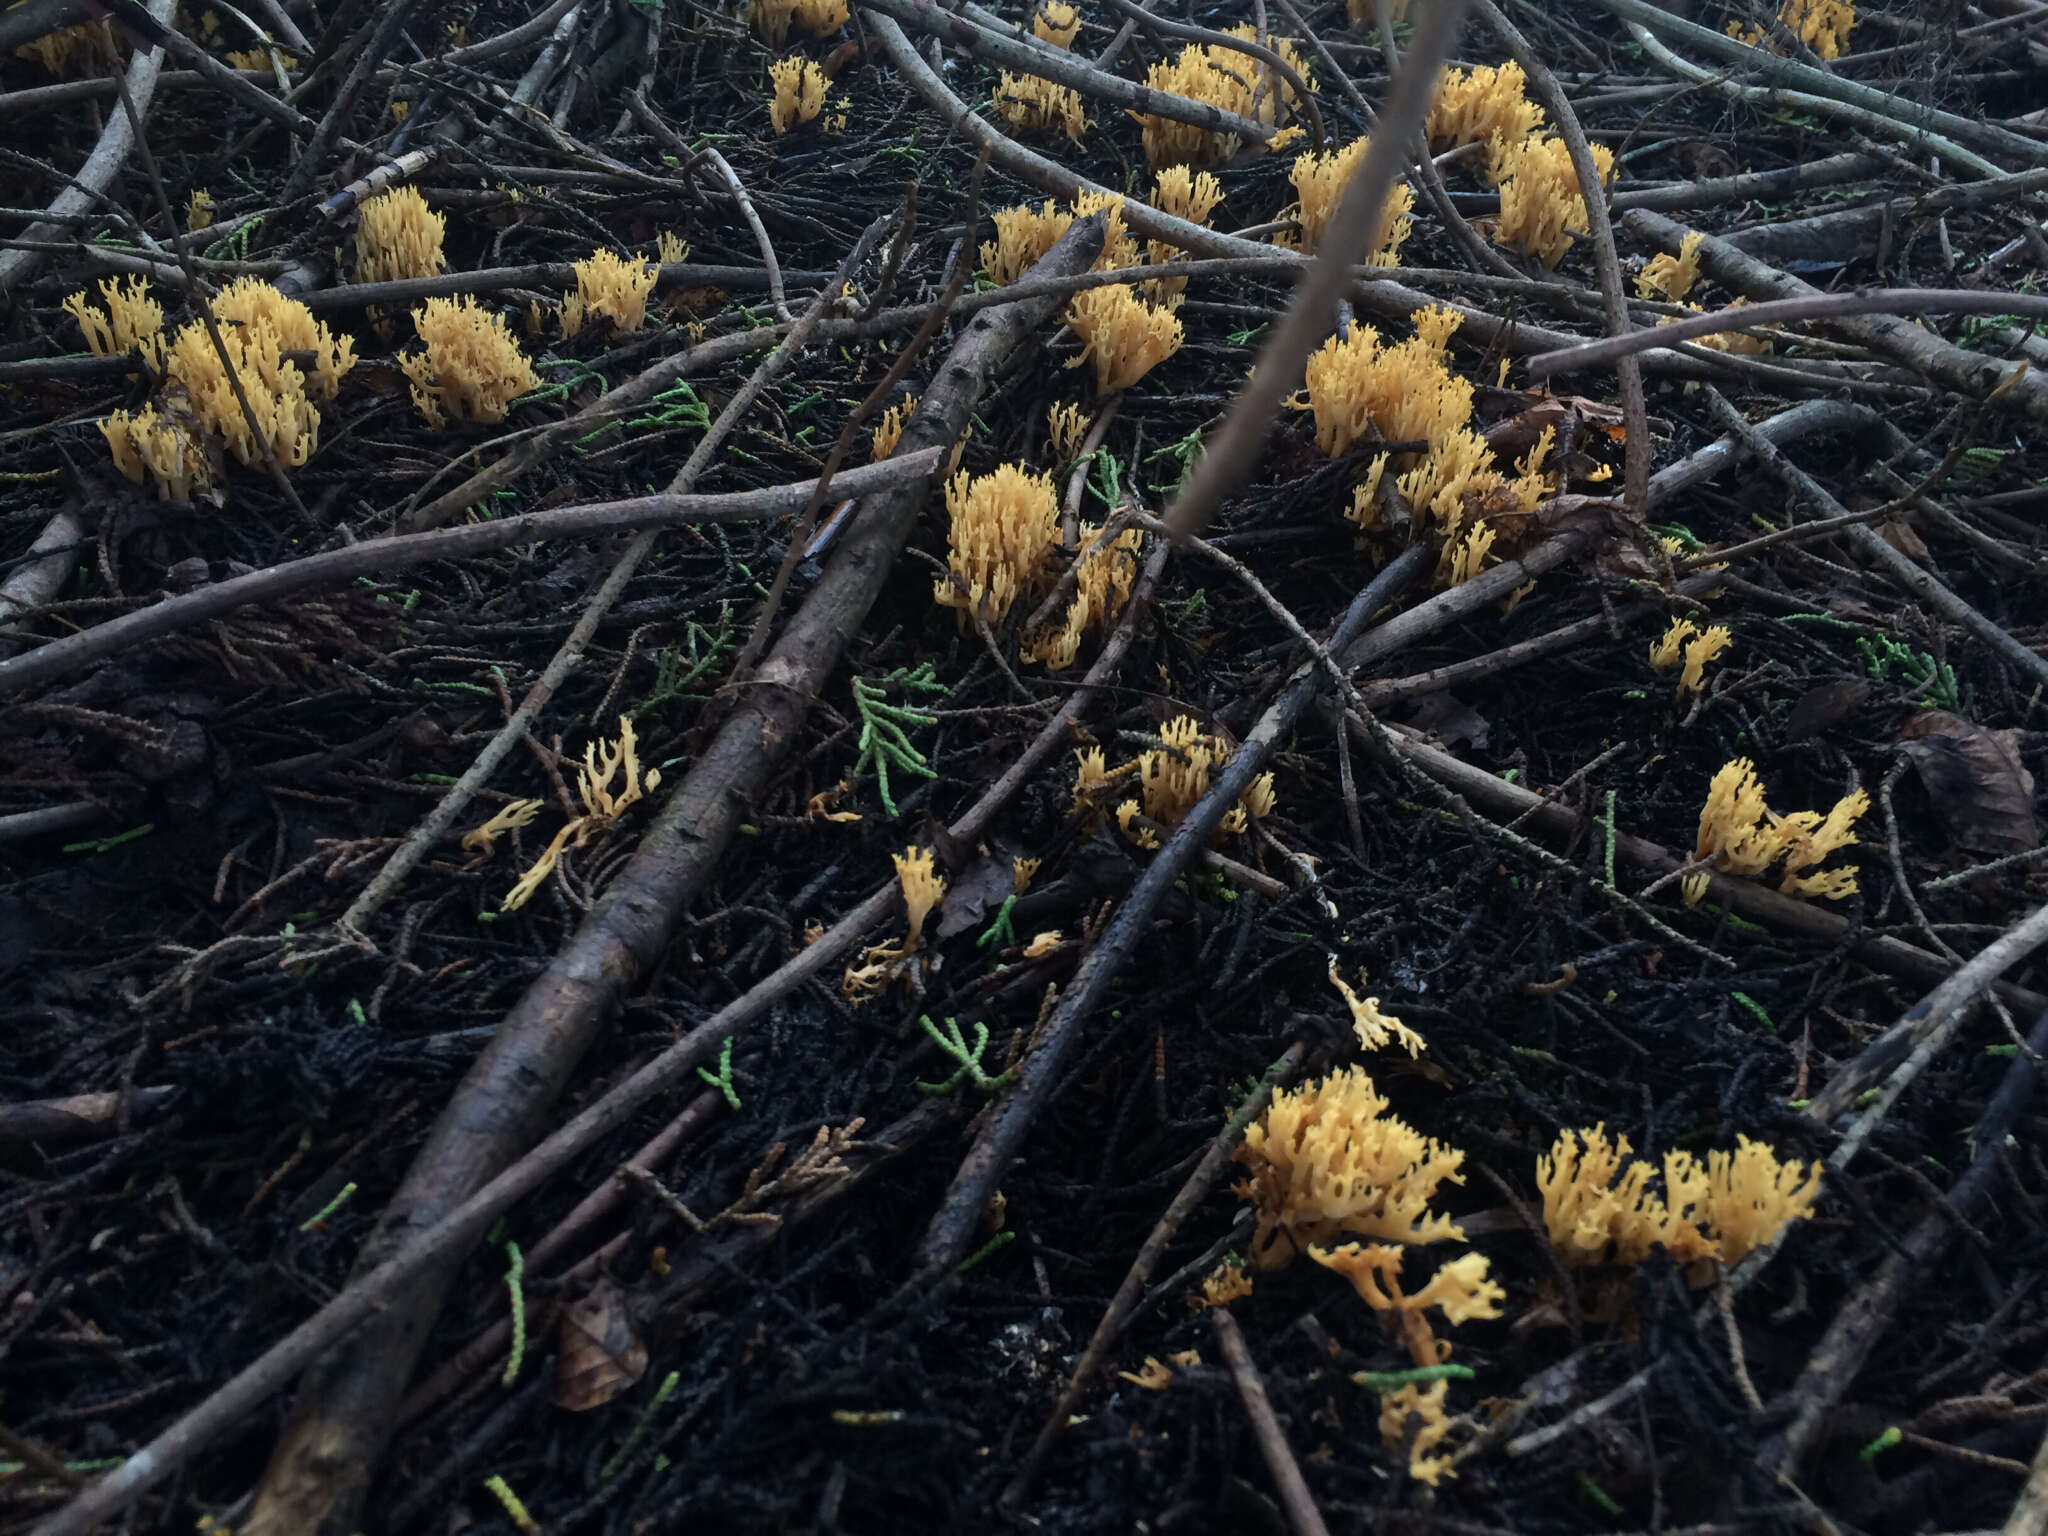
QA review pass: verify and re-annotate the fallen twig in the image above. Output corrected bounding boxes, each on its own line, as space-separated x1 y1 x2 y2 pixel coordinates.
0 454 941 700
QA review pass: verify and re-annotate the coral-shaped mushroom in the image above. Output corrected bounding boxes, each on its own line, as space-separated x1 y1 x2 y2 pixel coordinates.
767 56 830 134
1277 136 1414 263
101 406 209 500
563 250 660 337
1233 1066 1468 1268
399 296 541 428
1490 133 1616 268
1064 284 1182 393
1426 61 1544 154
935 463 1061 626
1537 1124 1823 1270
1032 0 1080 46
354 186 447 286
63 276 164 371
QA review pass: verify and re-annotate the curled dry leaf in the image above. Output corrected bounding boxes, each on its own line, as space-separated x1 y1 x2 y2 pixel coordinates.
1898 710 2041 856
553 1277 648 1411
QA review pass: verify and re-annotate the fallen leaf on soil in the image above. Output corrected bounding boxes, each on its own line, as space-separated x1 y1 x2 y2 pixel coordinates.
1897 710 2041 855
553 1278 648 1410
1781 679 1870 745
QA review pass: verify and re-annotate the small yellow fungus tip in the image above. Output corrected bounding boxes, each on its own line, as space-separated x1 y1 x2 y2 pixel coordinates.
1730 0 1855 59
871 395 919 462
1032 0 1080 46
751 0 847 44
64 276 165 370
1233 1066 1466 1269
462 799 543 857
101 407 209 501
399 296 541 428
767 56 830 135
564 250 660 337
501 719 659 911
1327 960 1427 1057
1190 1256 1253 1310
1637 229 1706 304
1537 1123 1823 1270
893 846 946 949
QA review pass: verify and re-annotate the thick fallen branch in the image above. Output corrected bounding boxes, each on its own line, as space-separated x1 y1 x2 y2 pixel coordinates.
232 218 1106 1536
0 454 940 699
1604 210 2048 423
1584 0 2048 169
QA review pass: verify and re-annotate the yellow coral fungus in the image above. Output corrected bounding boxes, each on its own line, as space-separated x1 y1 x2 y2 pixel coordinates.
1105 714 1273 845
750 0 847 44
399 296 541 428
1637 229 1705 303
1132 25 1314 169
1490 133 1616 268
1311 1243 1505 1363
870 395 918 461
100 406 209 501
63 276 164 371
224 47 296 69
1065 284 1182 393
893 845 946 949
1233 1066 1467 1268
1538 1124 1822 1270
1328 960 1426 1057
162 317 320 468
462 799 543 857
841 846 948 1001
1020 522 1142 669
935 463 1061 625
1691 758 1868 902
1032 0 1080 46
1192 1256 1253 1310
767 56 830 134
502 719 661 910
979 195 1136 284
14 16 113 74
1046 400 1088 460
208 277 355 398
563 250 660 336
1730 0 1855 59
1648 616 1698 670
1277 137 1414 262
1144 165 1223 303
1426 61 1544 155
1676 624 1732 699
354 186 447 287
994 71 1089 142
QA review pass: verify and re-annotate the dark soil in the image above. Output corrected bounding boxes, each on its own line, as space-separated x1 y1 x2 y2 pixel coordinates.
4 1 2048 1533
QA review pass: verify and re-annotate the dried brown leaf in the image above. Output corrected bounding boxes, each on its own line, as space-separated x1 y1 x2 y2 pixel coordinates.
552 1278 648 1411
1898 710 2041 856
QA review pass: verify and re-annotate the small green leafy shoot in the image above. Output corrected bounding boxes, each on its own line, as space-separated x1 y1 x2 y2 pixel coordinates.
915 1015 1014 1096
851 662 944 817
